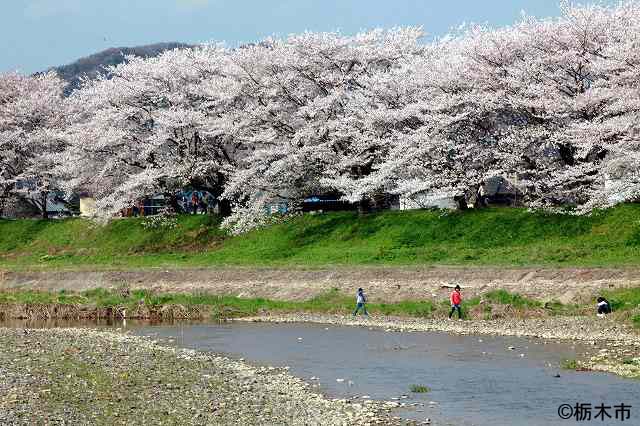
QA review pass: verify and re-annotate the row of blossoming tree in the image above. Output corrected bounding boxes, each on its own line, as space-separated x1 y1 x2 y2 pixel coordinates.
1 2 639 232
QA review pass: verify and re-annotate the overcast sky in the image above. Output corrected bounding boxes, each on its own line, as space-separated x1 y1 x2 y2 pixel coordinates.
1 0 614 74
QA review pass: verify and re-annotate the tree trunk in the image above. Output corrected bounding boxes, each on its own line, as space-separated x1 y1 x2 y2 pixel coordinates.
454 194 468 211
217 198 232 217
167 193 181 213
41 191 49 219
357 199 371 215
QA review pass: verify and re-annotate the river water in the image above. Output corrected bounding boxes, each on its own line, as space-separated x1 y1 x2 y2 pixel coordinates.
4 319 639 425
131 322 639 426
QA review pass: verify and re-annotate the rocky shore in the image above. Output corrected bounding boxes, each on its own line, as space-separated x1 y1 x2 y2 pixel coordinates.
237 313 640 379
0 328 406 425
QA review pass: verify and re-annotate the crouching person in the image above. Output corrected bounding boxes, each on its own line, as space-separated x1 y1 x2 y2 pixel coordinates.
597 296 611 317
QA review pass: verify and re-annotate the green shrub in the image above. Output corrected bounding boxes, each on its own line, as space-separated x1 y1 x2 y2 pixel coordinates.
483 289 541 308
604 287 640 312
410 384 430 393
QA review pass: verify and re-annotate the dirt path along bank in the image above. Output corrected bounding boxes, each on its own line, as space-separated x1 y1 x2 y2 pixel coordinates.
3 266 640 304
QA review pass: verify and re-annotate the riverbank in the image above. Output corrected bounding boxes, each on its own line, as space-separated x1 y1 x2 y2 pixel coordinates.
0 327 403 425
0 284 639 341
1 283 638 323
3 265 640 304
1 285 639 382
237 313 640 380
2 204 640 271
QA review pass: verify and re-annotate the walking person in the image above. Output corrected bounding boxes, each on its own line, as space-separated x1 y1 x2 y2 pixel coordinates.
353 288 368 316
449 285 463 320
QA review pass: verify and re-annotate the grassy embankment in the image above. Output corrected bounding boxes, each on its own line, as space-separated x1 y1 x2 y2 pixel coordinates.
1 286 639 326
1 204 640 270
1 205 639 323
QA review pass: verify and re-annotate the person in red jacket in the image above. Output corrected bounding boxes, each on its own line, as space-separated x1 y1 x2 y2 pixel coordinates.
448 285 463 319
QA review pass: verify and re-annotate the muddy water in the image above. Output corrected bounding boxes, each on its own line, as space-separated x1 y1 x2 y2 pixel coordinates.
131 322 640 426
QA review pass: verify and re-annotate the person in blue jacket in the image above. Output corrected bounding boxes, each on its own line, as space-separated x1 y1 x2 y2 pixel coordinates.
353 288 368 316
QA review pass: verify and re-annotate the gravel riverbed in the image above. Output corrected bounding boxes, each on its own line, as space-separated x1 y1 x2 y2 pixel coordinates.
0 328 408 425
237 313 640 379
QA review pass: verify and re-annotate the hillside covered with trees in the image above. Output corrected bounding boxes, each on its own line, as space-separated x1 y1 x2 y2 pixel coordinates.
51 42 191 93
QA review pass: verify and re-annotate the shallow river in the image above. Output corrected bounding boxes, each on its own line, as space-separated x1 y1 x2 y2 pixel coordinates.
131 322 640 426
4 319 639 425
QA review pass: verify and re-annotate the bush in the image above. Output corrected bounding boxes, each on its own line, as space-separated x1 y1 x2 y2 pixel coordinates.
483 289 541 309
410 384 430 393
604 287 640 312
141 207 178 230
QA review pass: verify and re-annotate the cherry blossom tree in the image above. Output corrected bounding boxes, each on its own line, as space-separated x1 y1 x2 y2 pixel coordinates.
368 1 640 213
0 71 67 218
220 28 425 232
61 45 245 217
42 1 640 230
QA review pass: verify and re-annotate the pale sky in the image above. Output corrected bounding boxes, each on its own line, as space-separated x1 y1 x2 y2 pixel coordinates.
0 0 615 74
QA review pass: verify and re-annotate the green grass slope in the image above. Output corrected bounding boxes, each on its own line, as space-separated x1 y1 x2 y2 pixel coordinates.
1 204 639 270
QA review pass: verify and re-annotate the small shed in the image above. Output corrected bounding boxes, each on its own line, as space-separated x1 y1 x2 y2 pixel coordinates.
80 197 96 217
